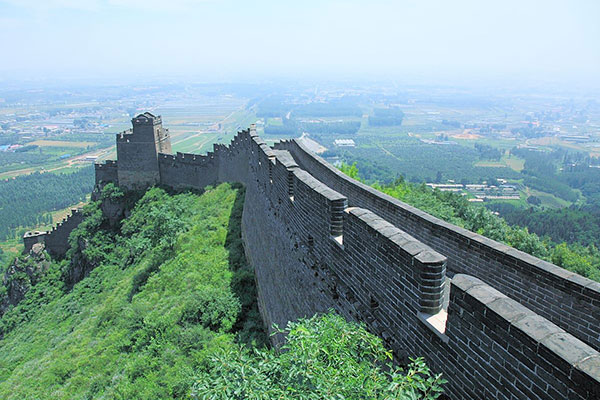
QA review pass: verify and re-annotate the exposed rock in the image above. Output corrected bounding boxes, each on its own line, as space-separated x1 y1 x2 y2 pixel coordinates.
0 243 51 315
100 196 126 228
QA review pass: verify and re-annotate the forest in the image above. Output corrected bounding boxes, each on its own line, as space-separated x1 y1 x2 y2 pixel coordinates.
0 184 444 399
340 140 521 183
489 202 600 248
0 167 94 240
265 120 361 136
368 107 405 126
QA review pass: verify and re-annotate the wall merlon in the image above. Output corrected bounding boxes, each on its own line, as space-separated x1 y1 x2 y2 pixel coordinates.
272 150 298 169
415 249 446 266
292 169 345 202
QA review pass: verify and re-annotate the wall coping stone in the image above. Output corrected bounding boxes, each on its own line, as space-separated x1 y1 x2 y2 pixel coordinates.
285 138 600 302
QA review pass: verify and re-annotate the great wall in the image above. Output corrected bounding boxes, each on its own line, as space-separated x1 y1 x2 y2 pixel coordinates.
29 113 600 399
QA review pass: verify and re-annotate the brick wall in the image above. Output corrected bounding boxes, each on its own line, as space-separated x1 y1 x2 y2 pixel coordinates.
94 160 118 185
94 124 600 399
275 139 600 352
23 208 83 258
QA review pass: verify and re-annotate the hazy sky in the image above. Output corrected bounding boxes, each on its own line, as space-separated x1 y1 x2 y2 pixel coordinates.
0 0 598 85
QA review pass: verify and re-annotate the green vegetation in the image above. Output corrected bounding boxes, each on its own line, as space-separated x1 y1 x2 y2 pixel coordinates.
489 202 600 248
336 135 521 183
368 107 405 126
0 183 444 399
0 167 94 240
0 184 264 398
194 311 445 399
339 163 600 281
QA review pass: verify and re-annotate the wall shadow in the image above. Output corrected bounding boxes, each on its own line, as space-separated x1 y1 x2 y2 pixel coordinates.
225 183 269 347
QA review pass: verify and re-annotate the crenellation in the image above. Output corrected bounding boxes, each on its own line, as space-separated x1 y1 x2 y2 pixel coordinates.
82 114 600 399
23 208 83 258
276 137 600 352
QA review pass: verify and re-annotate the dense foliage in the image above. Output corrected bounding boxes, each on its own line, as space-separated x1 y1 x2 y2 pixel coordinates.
474 143 502 160
193 312 445 400
0 184 265 398
490 202 600 248
340 163 600 281
368 107 405 126
292 99 363 118
0 183 444 399
0 167 94 240
513 147 600 201
339 140 520 183
264 119 361 136
300 120 361 135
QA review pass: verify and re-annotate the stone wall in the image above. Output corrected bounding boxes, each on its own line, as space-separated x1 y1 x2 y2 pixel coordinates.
225 129 599 399
94 160 118 185
158 152 217 190
23 208 83 258
275 139 600 352
94 123 600 399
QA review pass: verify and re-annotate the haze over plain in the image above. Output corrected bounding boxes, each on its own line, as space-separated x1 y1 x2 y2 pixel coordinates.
0 0 598 87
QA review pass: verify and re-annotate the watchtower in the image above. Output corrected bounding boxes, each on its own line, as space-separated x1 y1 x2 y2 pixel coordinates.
116 112 172 188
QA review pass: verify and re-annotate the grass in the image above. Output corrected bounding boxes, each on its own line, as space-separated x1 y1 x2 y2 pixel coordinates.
0 183 264 399
172 133 220 154
504 155 525 172
0 238 22 266
528 188 572 209
474 160 506 168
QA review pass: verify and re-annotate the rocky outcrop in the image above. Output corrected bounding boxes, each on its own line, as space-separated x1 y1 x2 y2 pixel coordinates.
0 243 50 315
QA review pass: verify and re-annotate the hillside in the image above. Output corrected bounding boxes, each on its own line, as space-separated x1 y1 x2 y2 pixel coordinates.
0 183 265 398
0 183 444 399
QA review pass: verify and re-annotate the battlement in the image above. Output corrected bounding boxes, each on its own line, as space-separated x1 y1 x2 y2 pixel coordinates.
132 112 161 126
95 160 117 167
116 129 133 142
23 208 83 258
94 160 118 185
93 115 600 399
275 137 600 352
111 113 172 189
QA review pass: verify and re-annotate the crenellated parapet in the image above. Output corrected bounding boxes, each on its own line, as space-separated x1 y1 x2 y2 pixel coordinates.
275 137 600 352
94 160 118 185
90 115 599 399
23 208 83 258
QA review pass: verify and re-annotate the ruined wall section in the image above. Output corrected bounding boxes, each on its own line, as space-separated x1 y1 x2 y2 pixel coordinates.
275 139 600 351
23 208 83 258
43 208 84 258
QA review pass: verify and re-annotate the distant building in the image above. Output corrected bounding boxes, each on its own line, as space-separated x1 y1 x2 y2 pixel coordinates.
334 139 355 147
426 183 463 192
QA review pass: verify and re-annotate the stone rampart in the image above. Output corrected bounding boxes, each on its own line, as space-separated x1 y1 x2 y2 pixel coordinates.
23 208 83 258
274 138 600 352
94 160 118 185
92 121 600 399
